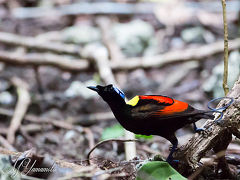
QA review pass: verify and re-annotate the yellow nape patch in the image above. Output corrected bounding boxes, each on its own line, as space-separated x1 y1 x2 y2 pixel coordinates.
126 96 139 106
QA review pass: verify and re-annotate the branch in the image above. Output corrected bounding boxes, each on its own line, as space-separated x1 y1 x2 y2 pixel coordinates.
0 32 81 55
11 1 240 19
112 38 240 70
96 17 124 62
175 75 240 175
7 77 31 144
0 51 89 72
222 0 229 95
12 2 154 19
0 38 239 72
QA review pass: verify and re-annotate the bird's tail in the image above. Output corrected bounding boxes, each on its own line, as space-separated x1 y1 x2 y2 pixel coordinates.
193 110 215 120
199 111 215 119
207 97 234 122
197 97 234 121
191 97 233 122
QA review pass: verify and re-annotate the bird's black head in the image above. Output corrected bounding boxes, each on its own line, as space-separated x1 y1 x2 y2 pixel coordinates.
87 84 125 103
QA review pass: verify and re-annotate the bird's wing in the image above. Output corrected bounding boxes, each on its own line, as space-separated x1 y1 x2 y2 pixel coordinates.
127 95 193 119
150 99 190 117
127 95 174 107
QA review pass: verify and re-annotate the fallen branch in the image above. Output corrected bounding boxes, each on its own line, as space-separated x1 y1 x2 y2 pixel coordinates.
111 38 240 70
175 75 240 176
7 77 31 144
96 17 124 62
81 42 116 84
0 39 239 72
0 32 81 56
11 1 240 19
12 2 154 19
0 51 89 72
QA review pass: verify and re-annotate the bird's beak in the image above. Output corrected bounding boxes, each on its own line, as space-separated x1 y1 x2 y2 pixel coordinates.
87 86 99 92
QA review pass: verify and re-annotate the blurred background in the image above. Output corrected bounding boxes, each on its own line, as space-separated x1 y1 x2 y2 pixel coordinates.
0 0 239 179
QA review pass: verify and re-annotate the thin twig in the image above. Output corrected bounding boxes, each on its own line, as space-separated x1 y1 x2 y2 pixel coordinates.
222 0 229 95
87 139 139 165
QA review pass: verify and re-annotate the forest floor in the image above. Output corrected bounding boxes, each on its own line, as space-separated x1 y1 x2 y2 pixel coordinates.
0 0 239 179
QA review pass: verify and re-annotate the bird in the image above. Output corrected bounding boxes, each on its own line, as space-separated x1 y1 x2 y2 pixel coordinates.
88 84 215 162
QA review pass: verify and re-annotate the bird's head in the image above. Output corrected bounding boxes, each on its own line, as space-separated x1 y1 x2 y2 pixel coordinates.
87 84 125 103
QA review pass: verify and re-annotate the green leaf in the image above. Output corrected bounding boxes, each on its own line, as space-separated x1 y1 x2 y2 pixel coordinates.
135 134 153 140
136 161 187 180
101 124 125 140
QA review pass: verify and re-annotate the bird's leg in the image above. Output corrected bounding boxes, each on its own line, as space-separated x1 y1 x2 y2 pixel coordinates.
193 122 205 132
166 136 178 163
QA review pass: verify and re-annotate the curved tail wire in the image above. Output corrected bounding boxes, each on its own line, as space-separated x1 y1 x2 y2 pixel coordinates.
207 97 234 122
